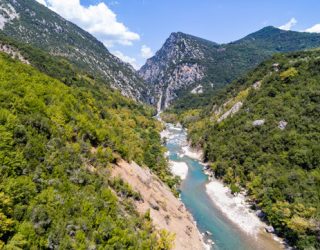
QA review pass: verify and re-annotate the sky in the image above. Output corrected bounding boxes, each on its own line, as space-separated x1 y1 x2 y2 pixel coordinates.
35 0 320 69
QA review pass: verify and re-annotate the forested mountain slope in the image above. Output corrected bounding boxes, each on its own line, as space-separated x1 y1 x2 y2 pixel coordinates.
140 27 320 111
174 49 320 249
0 51 179 248
0 0 148 101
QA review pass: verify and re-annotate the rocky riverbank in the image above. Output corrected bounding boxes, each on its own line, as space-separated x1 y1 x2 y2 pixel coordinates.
187 145 288 249
161 121 286 249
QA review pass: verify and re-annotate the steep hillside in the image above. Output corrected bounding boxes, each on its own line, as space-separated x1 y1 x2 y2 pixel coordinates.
177 49 320 249
112 160 204 250
0 52 181 248
0 0 148 101
139 32 217 110
140 27 320 110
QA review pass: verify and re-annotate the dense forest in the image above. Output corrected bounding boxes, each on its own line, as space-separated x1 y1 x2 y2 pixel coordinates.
146 26 320 111
163 49 320 249
0 49 176 248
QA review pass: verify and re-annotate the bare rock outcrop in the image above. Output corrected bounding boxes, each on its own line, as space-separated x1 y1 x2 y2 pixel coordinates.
0 43 29 64
217 101 243 123
252 119 265 126
278 120 288 130
112 160 204 250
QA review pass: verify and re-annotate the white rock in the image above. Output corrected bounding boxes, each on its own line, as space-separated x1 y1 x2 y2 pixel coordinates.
0 4 19 30
256 210 265 218
278 120 288 130
252 119 265 126
0 44 30 64
272 63 280 72
205 230 212 236
206 180 264 235
265 226 275 233
252 81 262 90
169 161 188 180
217 102 243 123
191 85 203 94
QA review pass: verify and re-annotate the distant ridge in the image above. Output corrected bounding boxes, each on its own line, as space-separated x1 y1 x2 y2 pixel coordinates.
139 26 320 110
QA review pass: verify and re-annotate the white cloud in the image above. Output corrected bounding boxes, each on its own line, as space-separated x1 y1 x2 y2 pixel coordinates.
305 24 320 33
140 45 153 59
112 51 140 69
279 18 297 31
35 0 140 47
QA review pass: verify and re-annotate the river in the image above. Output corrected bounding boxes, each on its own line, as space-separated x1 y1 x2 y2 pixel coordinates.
163 122 284 250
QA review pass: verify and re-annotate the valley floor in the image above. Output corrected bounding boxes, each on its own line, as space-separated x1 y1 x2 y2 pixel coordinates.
162 122 286 250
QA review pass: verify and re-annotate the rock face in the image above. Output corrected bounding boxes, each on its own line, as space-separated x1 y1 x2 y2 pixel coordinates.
217 101 243 123
139 32 214 109
139 32 209 109
112 160 204 250
0 42 29 64
139 27 320 110
252 81 262 90
0 2 19 29
0 0 148 101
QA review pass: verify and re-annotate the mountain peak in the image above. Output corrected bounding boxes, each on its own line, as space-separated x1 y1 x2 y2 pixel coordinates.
167 32 191 43
139 26 320 110
260 25 281 31
168 31 218 46
238 26 284 42
169 31 185 37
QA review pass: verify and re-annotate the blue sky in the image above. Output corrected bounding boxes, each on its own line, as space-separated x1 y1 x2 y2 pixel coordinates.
37 0 320 69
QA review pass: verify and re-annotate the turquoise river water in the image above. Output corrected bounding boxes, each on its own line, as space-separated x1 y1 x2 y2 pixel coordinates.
164 123 283 250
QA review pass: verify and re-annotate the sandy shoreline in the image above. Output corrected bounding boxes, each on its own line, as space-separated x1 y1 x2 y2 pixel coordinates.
179 139 264 233
169 160 188 180
181 145 204 161
182 141 267 236
206 180 264 236
205 179 286 248
185 140 286 246
187 142 285 248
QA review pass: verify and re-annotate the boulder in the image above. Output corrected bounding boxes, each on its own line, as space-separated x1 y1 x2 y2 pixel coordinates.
191 85 203 94
265 226 275 233
252 81 262 90
205 230 212 236
217 101 243 123
278 120 288 130
252 119 265 126
272 63 280 72
255 210 265 218
207 239 214 245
